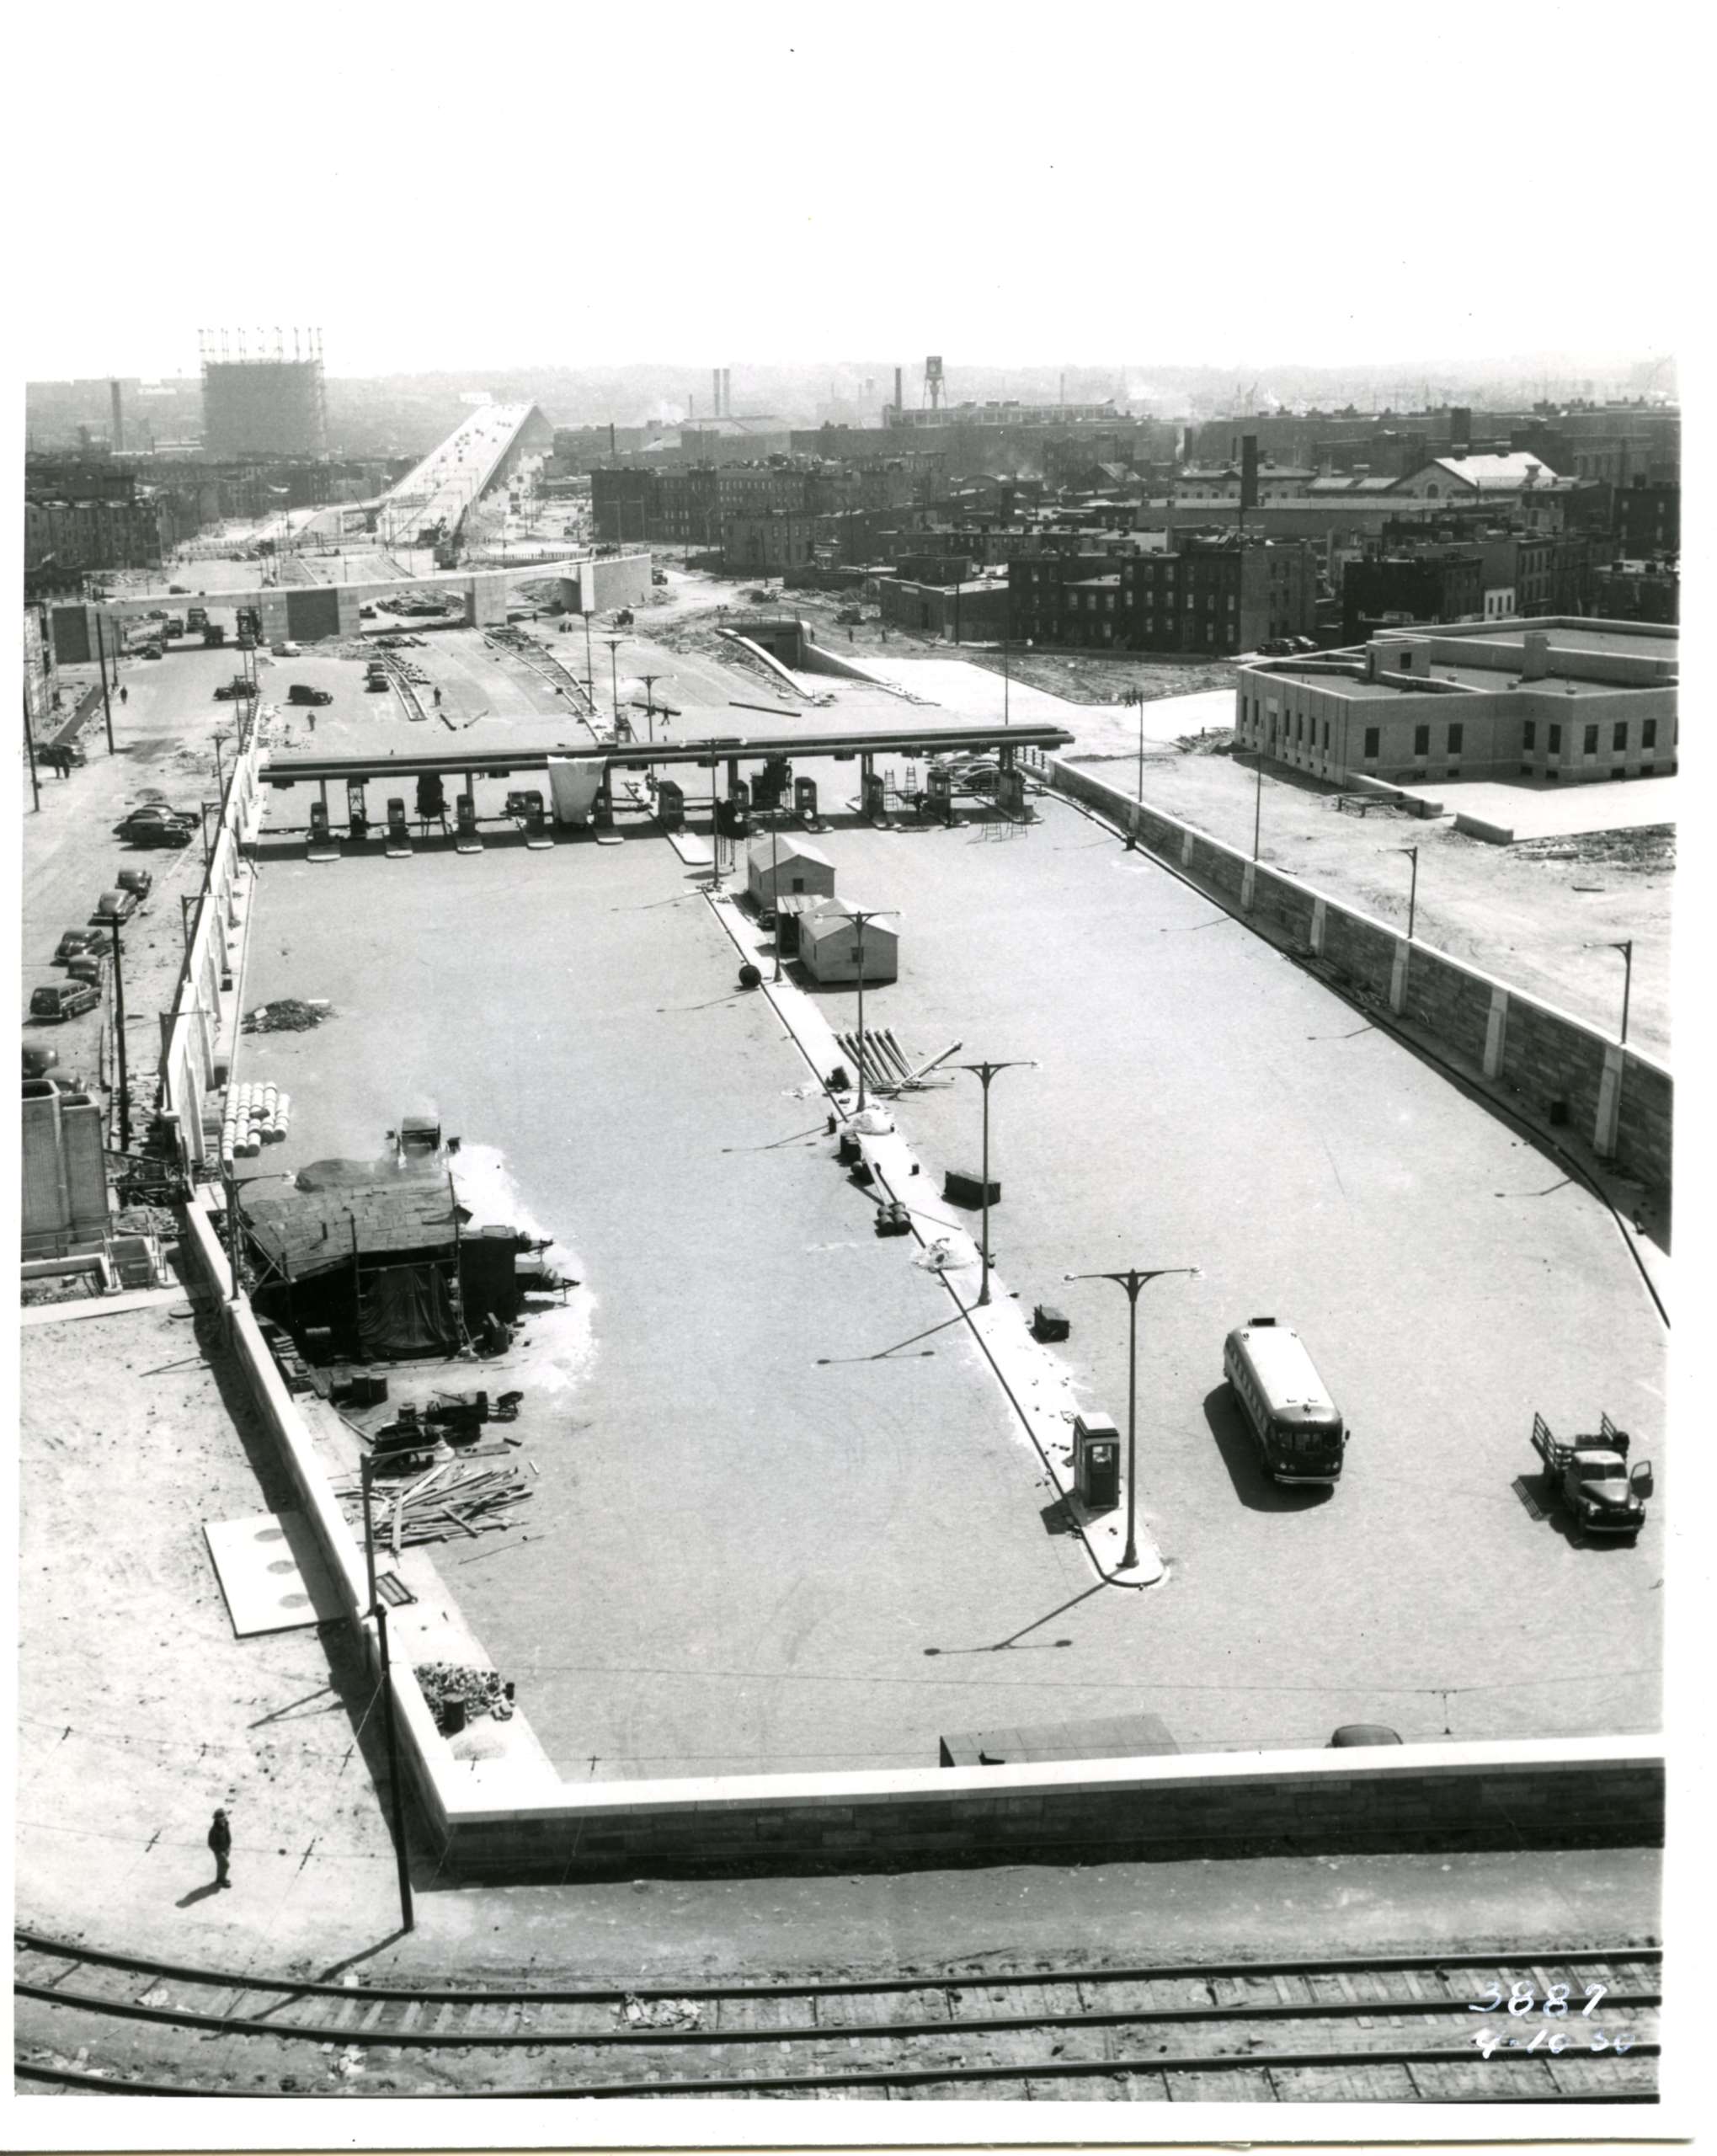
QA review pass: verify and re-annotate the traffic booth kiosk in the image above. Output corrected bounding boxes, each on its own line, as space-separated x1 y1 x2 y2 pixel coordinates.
1074 1410 1121 1513
656 777 685 831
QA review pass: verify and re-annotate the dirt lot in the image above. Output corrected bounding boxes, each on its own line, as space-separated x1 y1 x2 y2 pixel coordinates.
1063 743 1672 1059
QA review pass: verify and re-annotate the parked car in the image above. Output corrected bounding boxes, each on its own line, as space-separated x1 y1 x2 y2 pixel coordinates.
23 1041 61 1078
275 641 301 657
286 684 333 707
213 680 249 701
1327 1725 1403 1748
1288 634 1318 653
359 604 377 618
140 643 163 660
114 808 196 846
115 866 155 900
651 568 669 587
91 888 140 925
168 584 189 595
54 928 104 965
64 953 111 990
835 606 864 626
30 982 101 1023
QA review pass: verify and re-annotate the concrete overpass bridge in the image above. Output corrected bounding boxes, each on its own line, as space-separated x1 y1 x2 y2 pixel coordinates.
47 550 651 666
374 400 554 551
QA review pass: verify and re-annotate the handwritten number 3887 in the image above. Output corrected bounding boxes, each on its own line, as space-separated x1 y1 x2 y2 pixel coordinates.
1469 1980 1607 2015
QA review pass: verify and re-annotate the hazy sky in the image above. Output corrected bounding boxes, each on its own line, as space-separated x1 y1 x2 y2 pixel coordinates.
13 0 1693 384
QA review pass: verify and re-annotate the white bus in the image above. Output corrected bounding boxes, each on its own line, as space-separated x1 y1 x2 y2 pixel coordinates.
1223 1316 1346 1486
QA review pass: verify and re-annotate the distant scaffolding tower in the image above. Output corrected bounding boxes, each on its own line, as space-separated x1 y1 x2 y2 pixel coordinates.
198 326 328 459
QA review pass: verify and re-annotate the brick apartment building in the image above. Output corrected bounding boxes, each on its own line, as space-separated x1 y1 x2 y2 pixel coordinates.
1342 548 1483 641
1009 536 1316 654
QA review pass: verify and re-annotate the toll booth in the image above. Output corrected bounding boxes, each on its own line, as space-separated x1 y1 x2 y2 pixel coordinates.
415 773 448 830
862 771 889 825
385 798 411 857
717 778 752 839
996 766 1029 819
924 765 957 825
657 777 685 832
346 781 370 841
454 793 483 853
793 775 820 825
1073 1411 1121 1513
307 799 339 862
753 755 791 810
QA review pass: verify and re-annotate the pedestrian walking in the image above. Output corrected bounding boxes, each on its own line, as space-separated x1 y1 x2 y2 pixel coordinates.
119 685 129 705
208 1807 232 1888
434 686 442 707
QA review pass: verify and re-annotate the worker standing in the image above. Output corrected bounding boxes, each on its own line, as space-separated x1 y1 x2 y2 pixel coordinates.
208 1807 232 1889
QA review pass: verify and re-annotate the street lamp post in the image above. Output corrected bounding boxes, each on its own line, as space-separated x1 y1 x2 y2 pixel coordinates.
844 909 898 1113
24 689 40 813
1608 939 1634 1044
956 1059 1036 1306
359 1454 417 1935
1064 1264 1199 1573
1394 843 1419 941
581 611 595 703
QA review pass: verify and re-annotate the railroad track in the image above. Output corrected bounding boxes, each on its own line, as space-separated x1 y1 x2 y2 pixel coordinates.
14 1932 1658 2100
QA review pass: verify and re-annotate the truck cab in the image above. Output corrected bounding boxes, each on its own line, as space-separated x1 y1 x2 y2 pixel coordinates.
1532 1412 1651 1539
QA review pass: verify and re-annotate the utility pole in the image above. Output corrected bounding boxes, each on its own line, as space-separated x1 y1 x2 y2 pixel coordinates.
24 689 40 812
600 635 624 730
360 1456 417 1935
101 917 132 1152
95 615 115 753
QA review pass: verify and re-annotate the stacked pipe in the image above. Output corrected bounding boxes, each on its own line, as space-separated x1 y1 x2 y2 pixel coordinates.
221 1081 292 1165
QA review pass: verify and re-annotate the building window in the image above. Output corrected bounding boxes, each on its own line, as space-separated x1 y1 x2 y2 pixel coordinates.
1549 723 1563 754
1613 721 1628 751
1523 720 1536 750
1322 719 1330 750
1363 726 1379 760
1414 723 1430 755
1583 723 1598 755
1448 722 1464 755
1643 719 1658 749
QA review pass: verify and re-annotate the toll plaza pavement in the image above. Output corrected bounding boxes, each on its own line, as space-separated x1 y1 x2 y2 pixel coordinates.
238 829 1128 1783
239 789 1663 1778
771 795 1666 1748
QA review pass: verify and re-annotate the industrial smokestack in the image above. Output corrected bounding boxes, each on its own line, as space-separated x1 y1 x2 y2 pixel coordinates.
894 366 904 415
712 368 721 421
109 379 124 453
723 368 732 417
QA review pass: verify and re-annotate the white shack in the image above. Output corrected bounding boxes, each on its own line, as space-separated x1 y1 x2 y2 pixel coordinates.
798 905 899 985
747 835 836 908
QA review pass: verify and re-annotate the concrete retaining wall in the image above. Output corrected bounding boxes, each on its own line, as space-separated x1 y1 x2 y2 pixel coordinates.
437 1737 1661 1879
1046 758 1672 1203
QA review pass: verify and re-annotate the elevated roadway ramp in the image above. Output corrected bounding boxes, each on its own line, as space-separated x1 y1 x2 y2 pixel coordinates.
379 403 554 547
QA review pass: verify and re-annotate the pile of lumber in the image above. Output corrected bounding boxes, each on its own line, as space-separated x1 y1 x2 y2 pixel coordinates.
339 1458 533 1556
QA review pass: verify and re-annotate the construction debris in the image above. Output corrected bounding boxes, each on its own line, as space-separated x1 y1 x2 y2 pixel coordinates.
243 998 333 1034
413 1660 513 1733
336 1455 535 1552
616 1995 704 2030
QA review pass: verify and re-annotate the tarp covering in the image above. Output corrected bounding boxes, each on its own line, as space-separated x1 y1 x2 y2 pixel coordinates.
547 756 604 826
359 1260 456 1358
